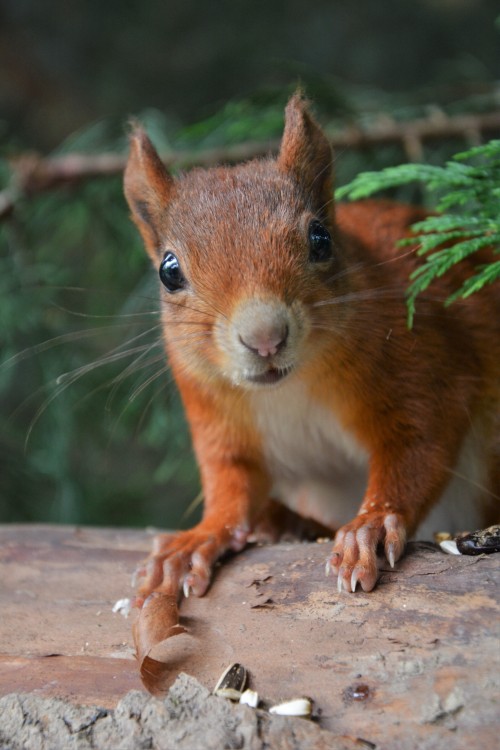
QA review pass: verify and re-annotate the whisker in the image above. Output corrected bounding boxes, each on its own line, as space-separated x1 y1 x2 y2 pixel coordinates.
180 490 204 523
104 340 164 412
54 353 170 425
16 326 212 429
53 321 163 385
109 348 165 382
323 261 369 285
135 375 176 436
55 342 160 386
159 294 222 322
445 466 500 501
106 366 174 447
312 287 402 307
308 154 336 211
8 338 154 422
0 323 149 371
128 366 171 402
49 302 161 320
21 335 164 447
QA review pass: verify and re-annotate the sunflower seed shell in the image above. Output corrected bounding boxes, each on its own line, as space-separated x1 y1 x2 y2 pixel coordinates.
213 663 247 694
439 540 461 555
269 698 312 717
112 598 132 618
214 687 243 701
239 689 259 708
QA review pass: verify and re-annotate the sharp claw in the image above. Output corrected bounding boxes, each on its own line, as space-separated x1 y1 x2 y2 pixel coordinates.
337 574 344 593
351 569 360 593
325 559 331 577
183 579 191 598
387 543 396 569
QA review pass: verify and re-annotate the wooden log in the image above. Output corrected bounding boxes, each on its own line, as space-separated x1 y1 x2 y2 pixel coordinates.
0 524 498 749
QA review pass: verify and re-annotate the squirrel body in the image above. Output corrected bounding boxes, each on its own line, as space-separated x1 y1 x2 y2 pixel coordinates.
124 95 499 597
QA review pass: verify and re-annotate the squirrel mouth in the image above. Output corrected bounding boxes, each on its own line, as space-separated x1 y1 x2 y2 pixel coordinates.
246 366 292 386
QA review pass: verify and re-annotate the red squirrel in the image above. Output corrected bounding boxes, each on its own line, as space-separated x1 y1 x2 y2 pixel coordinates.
124 94 499 598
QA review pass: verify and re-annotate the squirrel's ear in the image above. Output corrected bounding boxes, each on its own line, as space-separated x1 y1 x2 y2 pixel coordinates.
277 94 333 216
124 126 174 259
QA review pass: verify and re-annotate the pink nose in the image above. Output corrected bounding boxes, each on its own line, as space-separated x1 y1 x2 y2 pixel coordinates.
239 324 289 358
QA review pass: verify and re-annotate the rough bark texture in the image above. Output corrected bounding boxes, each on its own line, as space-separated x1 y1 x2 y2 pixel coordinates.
1 525 499 749
0 673 357 750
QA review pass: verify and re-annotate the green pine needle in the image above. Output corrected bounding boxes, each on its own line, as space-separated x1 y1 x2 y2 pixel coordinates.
335 140 500 327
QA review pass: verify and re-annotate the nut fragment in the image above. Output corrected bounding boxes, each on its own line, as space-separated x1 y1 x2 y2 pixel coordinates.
213 663 247 695
439 540 460 555
434 531 452 543
215 687 243 701
112 598 132 618
240 689 259 708
456 524 500 555
269 698 312 718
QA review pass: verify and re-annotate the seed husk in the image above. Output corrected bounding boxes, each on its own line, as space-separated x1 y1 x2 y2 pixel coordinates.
213 663 247 695
456 524 500 555
215 687 243 701
439 540 460 555
269 698 312 718
112 598 132 618
240 689 259 708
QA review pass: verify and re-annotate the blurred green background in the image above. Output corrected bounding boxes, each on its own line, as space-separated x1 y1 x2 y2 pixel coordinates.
1 0 499 529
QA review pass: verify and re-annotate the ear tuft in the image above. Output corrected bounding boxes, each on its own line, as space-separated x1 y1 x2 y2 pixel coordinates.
277 93 333 216
124 125 174 259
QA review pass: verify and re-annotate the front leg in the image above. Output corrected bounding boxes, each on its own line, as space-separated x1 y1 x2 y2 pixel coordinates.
136 458 268 602
135 374 270 603
329 437 460 593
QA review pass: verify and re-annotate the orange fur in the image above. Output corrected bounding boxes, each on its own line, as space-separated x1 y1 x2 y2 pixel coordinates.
124 94 500 598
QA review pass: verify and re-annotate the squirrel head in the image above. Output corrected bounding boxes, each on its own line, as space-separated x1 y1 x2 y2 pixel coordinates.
124 93 334 260
124 94 346 389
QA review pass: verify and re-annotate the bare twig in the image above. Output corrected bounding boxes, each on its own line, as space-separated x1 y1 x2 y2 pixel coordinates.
1 111 499 219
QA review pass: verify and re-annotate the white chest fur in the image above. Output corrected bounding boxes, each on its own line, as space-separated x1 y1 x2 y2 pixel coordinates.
249 379 487 535
250 380 369 528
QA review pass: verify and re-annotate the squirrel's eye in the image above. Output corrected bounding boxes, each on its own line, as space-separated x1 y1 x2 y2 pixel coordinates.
159 252 185 292
308 220 332 262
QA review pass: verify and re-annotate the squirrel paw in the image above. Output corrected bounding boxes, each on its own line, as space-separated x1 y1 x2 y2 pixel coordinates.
134 523 248 601
327 512 406 593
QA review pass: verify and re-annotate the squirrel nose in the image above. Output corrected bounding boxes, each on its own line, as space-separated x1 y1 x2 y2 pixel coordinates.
239 324 289 358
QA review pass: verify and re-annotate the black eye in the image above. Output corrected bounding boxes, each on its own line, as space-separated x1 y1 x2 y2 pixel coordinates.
159 252 186 292
308 220 332 262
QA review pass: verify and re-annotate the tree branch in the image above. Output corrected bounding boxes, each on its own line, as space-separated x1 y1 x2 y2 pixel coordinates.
1 111 499 219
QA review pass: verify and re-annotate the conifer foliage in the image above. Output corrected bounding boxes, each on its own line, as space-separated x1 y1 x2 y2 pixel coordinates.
336 140 500 326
